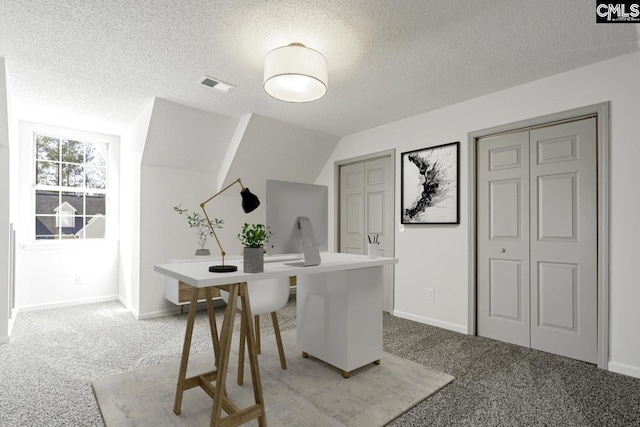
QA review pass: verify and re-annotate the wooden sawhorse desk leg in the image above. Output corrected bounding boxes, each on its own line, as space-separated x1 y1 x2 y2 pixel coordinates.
174 284 205 414
173 282 267 427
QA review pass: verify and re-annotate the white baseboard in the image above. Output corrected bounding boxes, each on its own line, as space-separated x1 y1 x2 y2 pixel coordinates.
117 296 142 319
117 295 130 311
137 307 180 320
608 361 640 380
8 309 18 337
136 299 228 320
18 295 120 312
392 309 468 334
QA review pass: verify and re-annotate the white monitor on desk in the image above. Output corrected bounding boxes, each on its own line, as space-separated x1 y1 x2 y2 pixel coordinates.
266 180 328 264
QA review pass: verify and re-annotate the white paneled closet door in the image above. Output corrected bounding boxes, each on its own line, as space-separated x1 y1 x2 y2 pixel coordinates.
477 118 598 364
339 155 394 312
477 131 531 348
529 119 597 363
340 162 365 255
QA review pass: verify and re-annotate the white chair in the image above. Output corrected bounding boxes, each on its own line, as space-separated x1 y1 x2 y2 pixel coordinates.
221 277 290 385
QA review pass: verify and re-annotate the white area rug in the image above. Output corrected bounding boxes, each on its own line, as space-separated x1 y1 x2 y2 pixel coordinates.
92 330 453 426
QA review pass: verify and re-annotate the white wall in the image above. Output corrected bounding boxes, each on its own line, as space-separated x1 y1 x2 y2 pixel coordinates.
135 98 262 319
316 51 640 378
138 165 264 318
0 58 9 343
118 99 154 315
139 166 218 318
15 122 120 310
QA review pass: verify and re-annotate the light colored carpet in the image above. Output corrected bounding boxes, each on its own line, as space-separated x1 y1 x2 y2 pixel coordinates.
92 329 453 426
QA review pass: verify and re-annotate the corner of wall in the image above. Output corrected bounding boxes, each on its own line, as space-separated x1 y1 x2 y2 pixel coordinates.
217 113 252 191
118 98 155 314
0 58 11 341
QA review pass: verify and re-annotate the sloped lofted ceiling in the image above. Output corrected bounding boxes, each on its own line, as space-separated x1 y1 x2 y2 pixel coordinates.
219 113 339 198
0 1 638 138
142 98 239 174
137 98 338 195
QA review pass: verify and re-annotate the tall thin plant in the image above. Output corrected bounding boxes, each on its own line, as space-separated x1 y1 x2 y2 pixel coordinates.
174 204 223 249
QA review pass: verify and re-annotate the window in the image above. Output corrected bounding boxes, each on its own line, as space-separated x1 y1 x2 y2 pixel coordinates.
34 133 108 240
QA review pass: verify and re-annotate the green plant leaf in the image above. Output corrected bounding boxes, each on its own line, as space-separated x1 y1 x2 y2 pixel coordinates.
236 223 272 248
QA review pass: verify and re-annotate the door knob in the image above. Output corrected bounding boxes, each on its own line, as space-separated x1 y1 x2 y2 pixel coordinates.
499 248 506 253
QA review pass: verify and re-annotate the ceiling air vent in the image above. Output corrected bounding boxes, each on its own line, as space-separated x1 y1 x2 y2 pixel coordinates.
198 76 235 93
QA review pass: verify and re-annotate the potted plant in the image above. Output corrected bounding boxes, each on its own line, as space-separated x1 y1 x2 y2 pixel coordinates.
174 204 224 256
237 223 272 273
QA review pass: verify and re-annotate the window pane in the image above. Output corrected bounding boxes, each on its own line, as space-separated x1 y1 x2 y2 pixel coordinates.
81 215 106 239
86 193 105 215
59 192 82 233
61 139 85 164
61 191 84 215
86 143 107 189
86 142 107 167
35 216 58 240
61 163 85 187
35 161 59 186
35 135 59 161
35 190 60 215
85 166 106 189
34 134 109 241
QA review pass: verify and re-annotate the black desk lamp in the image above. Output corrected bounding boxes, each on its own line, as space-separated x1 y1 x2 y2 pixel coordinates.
200 178 260 272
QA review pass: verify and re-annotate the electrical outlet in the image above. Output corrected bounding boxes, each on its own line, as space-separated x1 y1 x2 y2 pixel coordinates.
399 224 405 232
75 275 83 285
426 288 435 301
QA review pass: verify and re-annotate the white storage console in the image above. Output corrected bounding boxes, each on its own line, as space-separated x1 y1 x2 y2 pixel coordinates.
297 266 384 375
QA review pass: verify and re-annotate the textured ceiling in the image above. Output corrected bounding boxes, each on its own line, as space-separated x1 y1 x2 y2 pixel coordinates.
0 0 638 137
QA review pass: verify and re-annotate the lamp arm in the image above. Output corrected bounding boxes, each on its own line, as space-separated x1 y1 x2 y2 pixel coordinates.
200 178 244 267
201 207 225 263
201 178 245 206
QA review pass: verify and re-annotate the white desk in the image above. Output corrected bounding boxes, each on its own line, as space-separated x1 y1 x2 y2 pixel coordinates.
154 252 398 425
162 256 228 310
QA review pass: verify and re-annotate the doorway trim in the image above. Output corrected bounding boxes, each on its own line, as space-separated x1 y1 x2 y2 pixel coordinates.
467 103 610 370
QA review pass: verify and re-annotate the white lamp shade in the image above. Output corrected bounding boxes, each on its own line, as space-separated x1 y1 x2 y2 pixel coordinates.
263 44 328 103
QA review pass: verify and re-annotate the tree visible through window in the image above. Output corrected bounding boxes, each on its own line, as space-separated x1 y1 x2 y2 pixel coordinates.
34 134 108 240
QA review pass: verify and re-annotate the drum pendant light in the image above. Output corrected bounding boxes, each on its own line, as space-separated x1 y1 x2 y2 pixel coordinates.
263 43 328 103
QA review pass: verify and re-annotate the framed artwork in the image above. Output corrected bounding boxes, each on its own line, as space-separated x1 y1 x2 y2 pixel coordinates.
401 141 459 224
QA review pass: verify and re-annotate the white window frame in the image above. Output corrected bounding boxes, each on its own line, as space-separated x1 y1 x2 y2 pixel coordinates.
19 121 119 246
33 131 109 241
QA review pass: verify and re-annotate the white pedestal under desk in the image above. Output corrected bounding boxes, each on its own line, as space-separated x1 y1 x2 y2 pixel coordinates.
296 264 389 377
